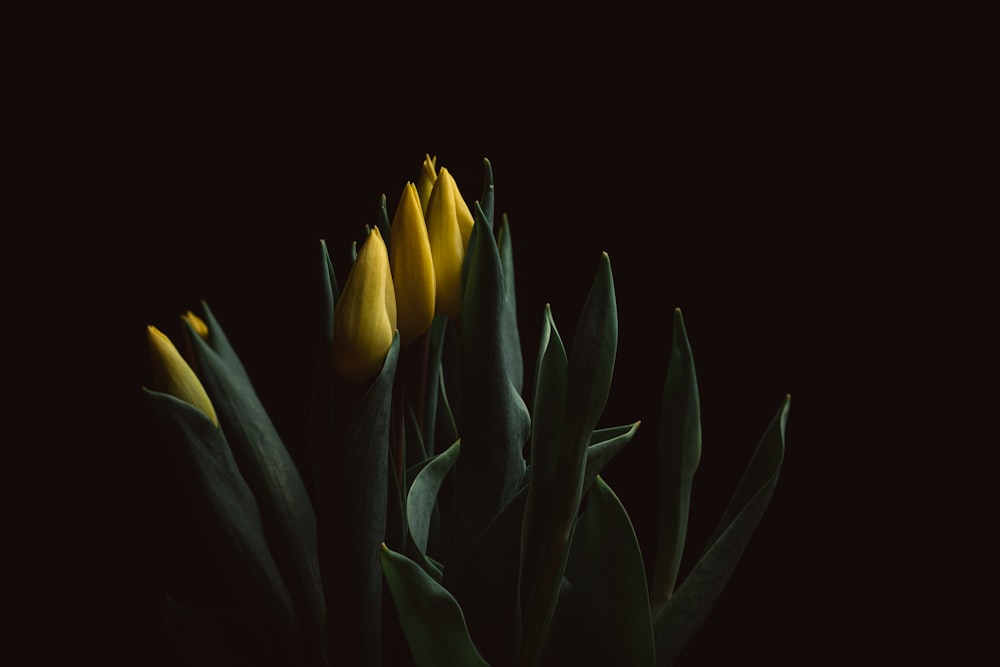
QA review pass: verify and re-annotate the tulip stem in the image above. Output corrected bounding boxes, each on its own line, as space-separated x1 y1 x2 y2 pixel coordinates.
411 330 431 437
392 357 406 501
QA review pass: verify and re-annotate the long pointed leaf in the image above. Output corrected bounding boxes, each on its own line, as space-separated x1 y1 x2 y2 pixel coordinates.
145 391 302 660
422 315 448 452
519 253 618 667
650 308 701 616
583 421 642 492
451 488 529 667
498 214 523 395
318 334 400 666
479 157 495 228
653 396 790 666
450 203 529 577
381 545 491 667
559 476 655 667
185 305 325 662
408 441 460 556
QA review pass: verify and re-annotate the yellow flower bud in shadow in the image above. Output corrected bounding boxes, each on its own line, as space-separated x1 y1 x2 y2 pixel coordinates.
333 226 398 384
390 182 436 344
147 325 219 426
416 153 437 214
448 170 475 251
182 310 209 340
426 167 475 318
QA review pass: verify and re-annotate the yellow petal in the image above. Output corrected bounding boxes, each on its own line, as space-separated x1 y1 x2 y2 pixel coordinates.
416 154 437 214
390 182 436 343
182 310 209 340
444 169 475 251
425 167 465 318
147 325 219 426
333 226 396 383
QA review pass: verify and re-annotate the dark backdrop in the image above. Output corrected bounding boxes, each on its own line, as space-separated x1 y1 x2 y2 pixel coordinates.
78 25 969 665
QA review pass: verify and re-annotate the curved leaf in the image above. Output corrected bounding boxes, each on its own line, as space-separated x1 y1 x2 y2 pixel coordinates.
145 391 302 659
653 396 790 666
498 214 523 395
317 334 400 666
185 304 324 661
381 545 491 667
583 421 642 493
519 253 618 667
408 441 460 555
559 476 654 667
450 488 528 667
450 203 530 576
650 308 701 616
479 157 495 229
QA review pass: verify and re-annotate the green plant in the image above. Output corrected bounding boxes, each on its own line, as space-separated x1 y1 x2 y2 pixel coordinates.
145 155 789 666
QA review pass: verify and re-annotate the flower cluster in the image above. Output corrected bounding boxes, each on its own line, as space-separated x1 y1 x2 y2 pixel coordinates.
144 155 789 667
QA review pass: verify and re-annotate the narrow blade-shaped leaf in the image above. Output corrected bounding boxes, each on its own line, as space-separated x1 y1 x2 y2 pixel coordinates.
185 307 324 661
653 396 790 665
583 421 642 493
559 476 655 667
145 391 302 659
479 157 495 229
318 334 400 666
408 440 460 555
519 253 618 667
498 215 523 395
381 545 491 667
650 308 701 616
449 204 529 576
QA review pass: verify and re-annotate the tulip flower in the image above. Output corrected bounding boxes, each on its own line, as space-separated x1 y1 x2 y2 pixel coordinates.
147 325 218 426
425 167 475 318
416 153 437 214
182 310 209 339
389 182 436 344
446 168 475 250
332 226 398 383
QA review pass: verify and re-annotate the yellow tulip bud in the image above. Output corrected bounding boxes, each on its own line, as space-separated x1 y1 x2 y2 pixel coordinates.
416 153 437 214
425 167 475 318
147 325 219 426
333 226 397 384
447 170 476 251
182 310 209 340
389 182 436 343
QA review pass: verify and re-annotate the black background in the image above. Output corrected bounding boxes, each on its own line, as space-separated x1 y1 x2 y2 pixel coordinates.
39 14 985 665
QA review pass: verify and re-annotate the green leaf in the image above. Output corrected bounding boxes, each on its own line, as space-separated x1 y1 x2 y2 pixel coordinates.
421 315 448 452
449 205 530 576
529 305 568 483
653 396 790 666
519 305 567 651
479 157 495 229
377 193 391 250
498 214 523 395
650 308 701 616
405 395 428 474
436 359 459 452
408 441 460 556
308 239 346 525
519 253 618 667
583 421 642 493
558 476 655 667
145 391 302 660
441 316 462 432
317 334 400 666
185 304 325 662
563 252 618 459
449 487 529 667
381 545 491 667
